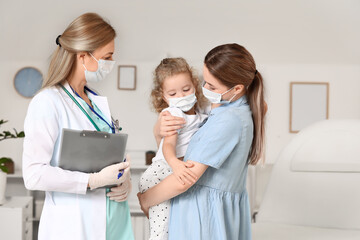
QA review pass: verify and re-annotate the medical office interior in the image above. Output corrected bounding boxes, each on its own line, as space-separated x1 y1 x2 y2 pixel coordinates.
0 0 360 239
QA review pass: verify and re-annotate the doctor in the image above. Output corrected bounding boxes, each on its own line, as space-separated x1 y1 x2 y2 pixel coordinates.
22 13 134 240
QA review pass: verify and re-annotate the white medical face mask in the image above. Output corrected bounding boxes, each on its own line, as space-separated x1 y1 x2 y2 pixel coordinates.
83 53 115 83
202 86 237 104
167 92 197 112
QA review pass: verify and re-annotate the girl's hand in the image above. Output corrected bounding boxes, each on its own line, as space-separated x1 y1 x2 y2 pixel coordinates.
137 192 149 218
171 160 197 185
155 111 186 138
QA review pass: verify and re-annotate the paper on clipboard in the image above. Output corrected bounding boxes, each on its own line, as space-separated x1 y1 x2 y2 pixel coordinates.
58 128 128 173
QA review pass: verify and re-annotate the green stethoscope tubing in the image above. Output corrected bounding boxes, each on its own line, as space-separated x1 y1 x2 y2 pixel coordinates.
61 85 101 131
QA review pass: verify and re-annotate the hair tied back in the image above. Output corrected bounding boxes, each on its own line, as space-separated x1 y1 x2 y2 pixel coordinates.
56 35 62 47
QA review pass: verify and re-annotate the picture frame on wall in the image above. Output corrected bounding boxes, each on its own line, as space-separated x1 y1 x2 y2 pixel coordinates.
118 65 136 90
290 82 329 133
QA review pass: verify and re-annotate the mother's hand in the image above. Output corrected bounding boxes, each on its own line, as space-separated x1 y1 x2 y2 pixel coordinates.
154 111 186 140
137 192 149 218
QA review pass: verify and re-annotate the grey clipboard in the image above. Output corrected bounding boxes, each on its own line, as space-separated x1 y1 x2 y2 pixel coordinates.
58 128 128 173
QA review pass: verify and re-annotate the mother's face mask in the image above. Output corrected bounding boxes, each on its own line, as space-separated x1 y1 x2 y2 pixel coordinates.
202 86 237 104
82 52 115 82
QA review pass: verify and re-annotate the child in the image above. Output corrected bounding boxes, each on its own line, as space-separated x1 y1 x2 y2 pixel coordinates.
139 58 208 240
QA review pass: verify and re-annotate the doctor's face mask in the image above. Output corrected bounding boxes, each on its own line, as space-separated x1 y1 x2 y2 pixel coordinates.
82 52 115 83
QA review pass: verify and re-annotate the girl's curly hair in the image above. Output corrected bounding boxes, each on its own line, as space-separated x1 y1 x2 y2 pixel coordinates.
151 57 207 113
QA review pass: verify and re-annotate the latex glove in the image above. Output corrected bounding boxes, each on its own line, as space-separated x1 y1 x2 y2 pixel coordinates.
88 161 130 190
107 154 132 202
107 177 132 202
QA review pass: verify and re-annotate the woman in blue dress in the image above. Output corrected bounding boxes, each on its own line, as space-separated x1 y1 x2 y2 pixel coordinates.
138 43 266 240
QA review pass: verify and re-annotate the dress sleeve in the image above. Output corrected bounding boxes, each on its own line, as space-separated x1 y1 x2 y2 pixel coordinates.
22 91 89 194
185 113 242 169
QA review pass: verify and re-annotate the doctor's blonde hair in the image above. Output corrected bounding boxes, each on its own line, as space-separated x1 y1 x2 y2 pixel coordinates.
151 58 207 113
42 13 116 89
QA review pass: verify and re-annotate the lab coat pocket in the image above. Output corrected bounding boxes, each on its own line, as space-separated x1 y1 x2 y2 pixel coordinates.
39 197 84 240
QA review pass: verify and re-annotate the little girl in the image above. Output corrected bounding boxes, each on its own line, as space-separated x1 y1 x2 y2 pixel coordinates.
139 58 208 240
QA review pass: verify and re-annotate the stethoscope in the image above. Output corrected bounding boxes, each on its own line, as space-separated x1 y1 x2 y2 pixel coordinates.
61 85 121 133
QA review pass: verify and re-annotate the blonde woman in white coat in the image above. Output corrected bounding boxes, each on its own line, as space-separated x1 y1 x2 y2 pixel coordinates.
22 13 134 240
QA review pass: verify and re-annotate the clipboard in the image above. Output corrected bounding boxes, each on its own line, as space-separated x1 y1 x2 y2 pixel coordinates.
58 128 128 173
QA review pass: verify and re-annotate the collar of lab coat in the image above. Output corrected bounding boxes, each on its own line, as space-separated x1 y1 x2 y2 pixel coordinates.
59 82 112 124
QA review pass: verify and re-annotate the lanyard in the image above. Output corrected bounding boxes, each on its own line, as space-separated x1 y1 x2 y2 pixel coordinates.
61 85 115 133
70 85 116 133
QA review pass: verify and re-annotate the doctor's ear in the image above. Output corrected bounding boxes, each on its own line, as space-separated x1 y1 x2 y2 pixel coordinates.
77 52 87 64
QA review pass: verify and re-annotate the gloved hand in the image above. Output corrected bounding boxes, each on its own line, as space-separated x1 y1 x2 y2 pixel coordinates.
107 177 132 202
88 161 130 190
107 154 132 202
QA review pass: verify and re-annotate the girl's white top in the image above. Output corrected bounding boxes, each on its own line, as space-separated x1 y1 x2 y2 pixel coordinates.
152 106 208 162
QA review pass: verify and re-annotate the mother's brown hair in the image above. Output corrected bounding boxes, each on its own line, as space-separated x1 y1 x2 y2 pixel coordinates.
204 43 265 165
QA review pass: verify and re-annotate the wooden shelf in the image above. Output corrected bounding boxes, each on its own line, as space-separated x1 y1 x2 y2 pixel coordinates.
6 169 22 178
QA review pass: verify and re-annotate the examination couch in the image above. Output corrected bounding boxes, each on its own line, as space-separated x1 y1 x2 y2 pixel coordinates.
252 119 360 240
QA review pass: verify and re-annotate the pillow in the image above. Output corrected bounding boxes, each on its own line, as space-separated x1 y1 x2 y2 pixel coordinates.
291 128 360 172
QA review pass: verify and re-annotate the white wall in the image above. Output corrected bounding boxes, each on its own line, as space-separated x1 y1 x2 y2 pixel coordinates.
262 64 360 164
1 0 360 170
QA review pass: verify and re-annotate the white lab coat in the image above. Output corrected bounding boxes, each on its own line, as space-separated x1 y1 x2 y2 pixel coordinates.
22 82 112 240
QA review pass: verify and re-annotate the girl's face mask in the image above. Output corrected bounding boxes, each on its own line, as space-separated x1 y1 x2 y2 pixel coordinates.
83 52 115 83
167 92 197 112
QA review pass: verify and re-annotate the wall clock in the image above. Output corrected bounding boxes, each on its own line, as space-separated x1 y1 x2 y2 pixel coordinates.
14 67 43 98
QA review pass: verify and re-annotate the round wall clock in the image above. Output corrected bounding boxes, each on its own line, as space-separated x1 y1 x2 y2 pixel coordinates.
14 67 43 98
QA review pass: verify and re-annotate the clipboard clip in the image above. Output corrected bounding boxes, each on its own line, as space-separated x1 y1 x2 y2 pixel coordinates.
80 130 111 139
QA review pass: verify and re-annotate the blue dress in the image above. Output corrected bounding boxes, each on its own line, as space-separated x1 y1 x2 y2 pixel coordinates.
168 96 254 240
76 93 134 240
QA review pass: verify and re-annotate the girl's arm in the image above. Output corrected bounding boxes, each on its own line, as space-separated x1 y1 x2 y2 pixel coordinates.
137 160 208 216
163 134 197 185
153 111 186 147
